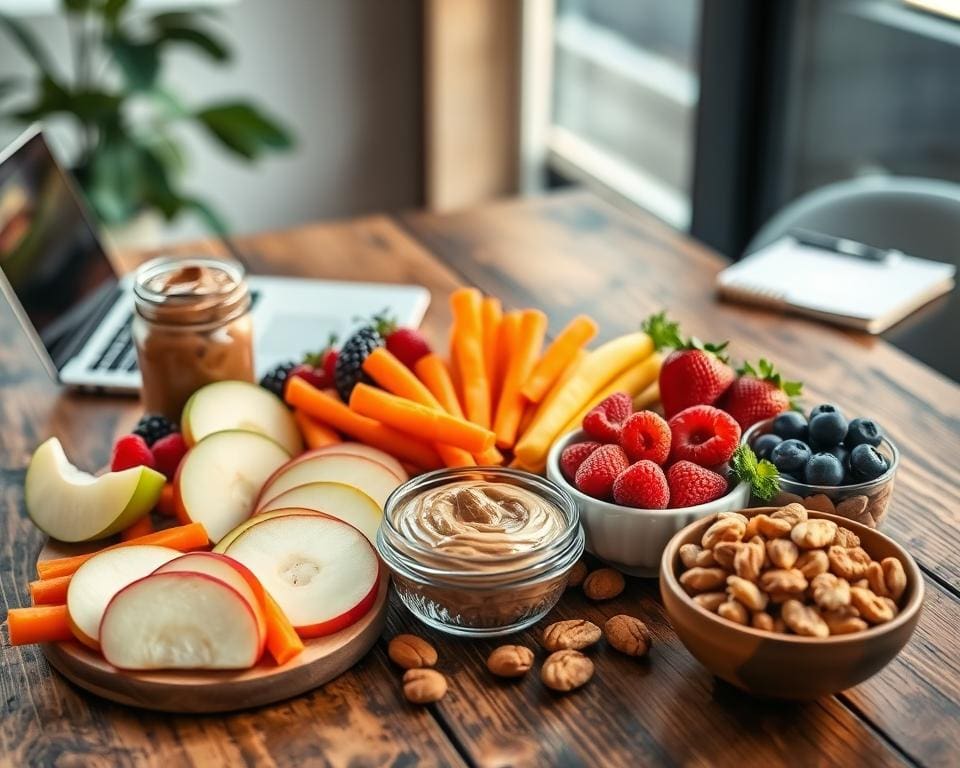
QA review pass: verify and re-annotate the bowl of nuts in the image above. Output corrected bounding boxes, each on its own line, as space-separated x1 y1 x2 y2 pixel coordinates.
659 504 923 700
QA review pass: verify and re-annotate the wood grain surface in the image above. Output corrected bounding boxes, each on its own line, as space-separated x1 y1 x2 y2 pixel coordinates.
1 193 958 767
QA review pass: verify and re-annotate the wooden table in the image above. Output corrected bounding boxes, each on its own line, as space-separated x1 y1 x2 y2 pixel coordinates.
2 190 958 767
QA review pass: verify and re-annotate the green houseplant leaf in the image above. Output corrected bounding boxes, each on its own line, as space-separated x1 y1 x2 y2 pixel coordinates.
196 102 293 160
0 14 60 79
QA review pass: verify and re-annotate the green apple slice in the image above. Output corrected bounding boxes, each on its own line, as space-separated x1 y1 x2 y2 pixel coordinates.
25 438 166 543
182 380 303 455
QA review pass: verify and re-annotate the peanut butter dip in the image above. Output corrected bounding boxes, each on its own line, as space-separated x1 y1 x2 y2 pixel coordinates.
390 480 567 571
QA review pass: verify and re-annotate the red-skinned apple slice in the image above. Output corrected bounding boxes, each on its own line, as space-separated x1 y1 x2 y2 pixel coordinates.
213 508 330 553
153 552 267 656
256 453 400 511
174 429 290 543
284 443 408 482
66 545 180 650
222 513 380 638
255 482 382 542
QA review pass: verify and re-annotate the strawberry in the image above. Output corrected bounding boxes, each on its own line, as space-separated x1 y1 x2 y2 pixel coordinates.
666 461 728 508
386 327 432 370
718 359 803 430
288 362 327 391
560 441 601 481
612 460 669 509
582 392 633 443
322 348 338 383
642 312 734 417
152 432 188 480
620 410 671 464
294 334 340 391
668 405 741 466
574 444 629 500
111 434 155 472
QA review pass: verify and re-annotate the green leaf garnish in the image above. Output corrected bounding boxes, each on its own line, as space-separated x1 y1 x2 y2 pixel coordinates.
736 358 803 404
730 443 781 502
642 311 730 361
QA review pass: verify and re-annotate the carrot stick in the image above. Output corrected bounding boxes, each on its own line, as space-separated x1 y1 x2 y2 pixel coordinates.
285 377 442 469
474 445 504 466
517 401 538 441
293 409 342 449
521 315 598 403
481 297 503 412
120 514 155 542
415 354 464 418
155 483 177 518
36 522 209 580
493 309 548 449
264 593 305 665
349 383 495 454
29 575 71 606
7 605 74 645
450 288 491 429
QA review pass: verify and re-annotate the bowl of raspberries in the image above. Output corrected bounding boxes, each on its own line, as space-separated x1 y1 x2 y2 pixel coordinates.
546 393 777 576
742 404 899 529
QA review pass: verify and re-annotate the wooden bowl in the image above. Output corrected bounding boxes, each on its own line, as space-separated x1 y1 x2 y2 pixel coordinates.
659 507 924 700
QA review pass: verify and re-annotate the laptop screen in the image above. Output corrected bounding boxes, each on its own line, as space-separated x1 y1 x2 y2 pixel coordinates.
0 130 118 359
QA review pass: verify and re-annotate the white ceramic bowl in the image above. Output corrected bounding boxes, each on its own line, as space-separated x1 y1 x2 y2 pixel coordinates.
546 430 751 577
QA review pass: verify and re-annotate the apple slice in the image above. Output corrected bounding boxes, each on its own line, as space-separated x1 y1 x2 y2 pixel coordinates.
25 438 166 542
182 380 303 455
256 482 382 543
100 572 262 670
257 453 401 510
286 444 408 483
222 513 380 638
154 552 267 655
174 430 290 543
213 508 329 554
66 545 180 650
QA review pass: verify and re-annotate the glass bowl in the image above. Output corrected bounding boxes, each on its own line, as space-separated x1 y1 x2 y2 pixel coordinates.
377 467 584 638
742 418 899 528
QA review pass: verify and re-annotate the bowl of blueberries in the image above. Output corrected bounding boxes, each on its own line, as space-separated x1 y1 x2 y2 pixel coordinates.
741 404 898 529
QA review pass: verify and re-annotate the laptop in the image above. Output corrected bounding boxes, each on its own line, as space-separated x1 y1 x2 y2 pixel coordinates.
0 126 430 394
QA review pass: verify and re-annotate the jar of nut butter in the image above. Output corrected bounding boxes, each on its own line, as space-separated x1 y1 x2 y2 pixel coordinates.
132 257 254 420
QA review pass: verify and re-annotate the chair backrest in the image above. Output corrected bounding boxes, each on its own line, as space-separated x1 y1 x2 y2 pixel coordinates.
746 176 960 267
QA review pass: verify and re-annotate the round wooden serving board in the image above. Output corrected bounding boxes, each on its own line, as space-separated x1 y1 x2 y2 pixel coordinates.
37 540 390 713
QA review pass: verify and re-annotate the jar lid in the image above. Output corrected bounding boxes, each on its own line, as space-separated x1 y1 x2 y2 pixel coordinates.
133 256 250 327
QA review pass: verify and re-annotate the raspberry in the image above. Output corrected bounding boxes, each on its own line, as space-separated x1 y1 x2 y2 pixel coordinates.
582 392 633 443
152 433 188 480
668 405 742 467
667 461 729 508
111 434 155 472
574 444 629 500
559 441 601 481
612 460 669 509
620 410 671 464
386 327 432 370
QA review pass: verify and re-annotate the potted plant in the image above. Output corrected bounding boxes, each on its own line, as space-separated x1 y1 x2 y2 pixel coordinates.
0 0 294 240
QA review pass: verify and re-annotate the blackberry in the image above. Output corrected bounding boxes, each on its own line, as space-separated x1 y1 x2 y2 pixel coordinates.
335 325 384 402
132 414 178 446
260 361 296 399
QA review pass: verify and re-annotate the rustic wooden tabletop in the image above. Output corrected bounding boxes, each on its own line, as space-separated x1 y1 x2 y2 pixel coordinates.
1 190 958 767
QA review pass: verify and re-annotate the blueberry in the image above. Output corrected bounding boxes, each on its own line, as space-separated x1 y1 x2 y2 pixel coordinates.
772 411 808 441
845 417 883 449
752 433 783 460
822 443 849 469
808 411 848 448
770 439 812 474
849 444 888 481
809 403 842 421
804 453 845 486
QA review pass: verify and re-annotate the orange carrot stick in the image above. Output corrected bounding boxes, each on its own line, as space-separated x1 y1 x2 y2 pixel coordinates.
286 377 442 469
293 409 342 449
521 315 598 403
349 383 495 454
493 309 548 449
363 349 476 468
481 297 503 412
415 354 464 418
155 483 177 518
474 445 504 466
28 575 71 606
264 593 305 665
450 288 491 428
495 311 522 410
517 401 538 441
120 514 155 542
36 522 209 580
7 605 74 645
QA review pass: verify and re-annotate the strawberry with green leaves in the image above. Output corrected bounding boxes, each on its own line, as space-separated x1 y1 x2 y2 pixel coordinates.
642 312 735 418
719 359 803 430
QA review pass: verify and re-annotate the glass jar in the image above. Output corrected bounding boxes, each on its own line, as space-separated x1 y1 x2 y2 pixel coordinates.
378 467 584 638
132 257 254 420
